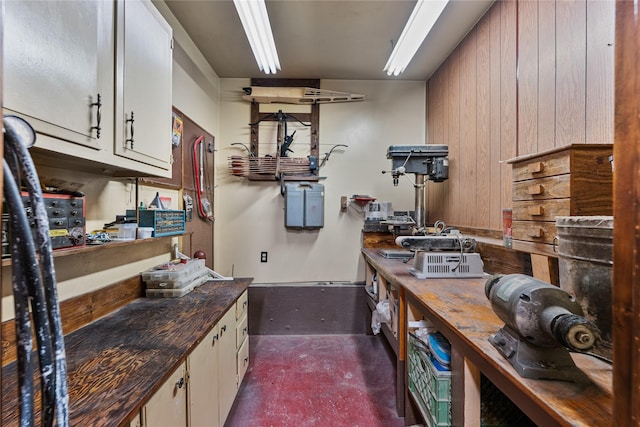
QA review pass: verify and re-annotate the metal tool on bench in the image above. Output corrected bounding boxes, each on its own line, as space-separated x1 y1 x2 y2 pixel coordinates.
382 145 484 278
395 232 484 279
383 145 448 232
485 274 601 382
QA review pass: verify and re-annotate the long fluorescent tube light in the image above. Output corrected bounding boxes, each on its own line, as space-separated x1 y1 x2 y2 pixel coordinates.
384 0 449 76
234 0 281 74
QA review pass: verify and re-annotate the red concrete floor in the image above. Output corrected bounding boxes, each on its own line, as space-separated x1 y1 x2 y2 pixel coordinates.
225 334 406 427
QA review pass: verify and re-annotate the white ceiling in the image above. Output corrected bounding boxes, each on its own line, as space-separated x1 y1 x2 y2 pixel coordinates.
164 0 494 81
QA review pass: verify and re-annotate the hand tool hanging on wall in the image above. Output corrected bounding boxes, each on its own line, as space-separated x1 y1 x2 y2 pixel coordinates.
3 115 69 426
319 144 348 167
192 134 214 221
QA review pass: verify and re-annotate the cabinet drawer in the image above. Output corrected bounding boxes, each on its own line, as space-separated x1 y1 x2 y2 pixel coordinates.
512 199 570 221
512 175 570 201
236 290 248 320
512 152 570 181
236 314 248 349
512 221 557 244
237 336 250 386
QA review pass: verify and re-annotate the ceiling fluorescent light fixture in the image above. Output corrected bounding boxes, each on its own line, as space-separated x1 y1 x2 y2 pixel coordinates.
384 0 449 76
234 0 281 74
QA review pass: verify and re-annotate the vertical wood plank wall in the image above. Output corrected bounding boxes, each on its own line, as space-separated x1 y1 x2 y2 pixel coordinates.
425 0 614 233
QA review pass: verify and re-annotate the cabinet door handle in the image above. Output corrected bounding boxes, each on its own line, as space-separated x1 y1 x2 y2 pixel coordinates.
527 205 544 216
527 228 545 238
212 333 219 344
221 325 227 334
90 93 102 139
176 377 185 389
528 162 544 174
527 184 543 195
126 111 135 149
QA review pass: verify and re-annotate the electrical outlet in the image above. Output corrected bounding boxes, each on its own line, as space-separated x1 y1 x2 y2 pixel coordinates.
261 251 268 262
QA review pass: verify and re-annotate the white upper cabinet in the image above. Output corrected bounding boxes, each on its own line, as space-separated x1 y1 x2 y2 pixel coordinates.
3 0 109 149
115 0 173 170
3 0 173 178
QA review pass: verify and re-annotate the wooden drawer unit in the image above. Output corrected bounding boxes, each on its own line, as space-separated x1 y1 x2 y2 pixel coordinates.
508 144 612 250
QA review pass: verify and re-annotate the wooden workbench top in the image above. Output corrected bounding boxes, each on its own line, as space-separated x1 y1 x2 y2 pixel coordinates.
2 278 252 427
362 248 612 427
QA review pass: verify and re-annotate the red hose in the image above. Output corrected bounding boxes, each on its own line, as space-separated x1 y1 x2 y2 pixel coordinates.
192 135 207 219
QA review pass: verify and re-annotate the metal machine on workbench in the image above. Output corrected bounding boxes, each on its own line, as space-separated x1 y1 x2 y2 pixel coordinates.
382 145 484 279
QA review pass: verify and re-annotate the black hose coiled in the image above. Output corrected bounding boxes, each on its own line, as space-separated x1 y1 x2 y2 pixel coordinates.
3 116 69 426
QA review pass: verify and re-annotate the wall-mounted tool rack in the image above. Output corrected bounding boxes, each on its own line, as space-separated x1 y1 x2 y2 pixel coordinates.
231 78 364 183
244 79 320 182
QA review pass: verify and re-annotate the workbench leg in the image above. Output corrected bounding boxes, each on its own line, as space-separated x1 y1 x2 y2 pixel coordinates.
451 346 481 426
530 253 559 285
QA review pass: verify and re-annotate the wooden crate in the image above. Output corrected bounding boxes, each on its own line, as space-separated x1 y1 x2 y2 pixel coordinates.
507 144 613 253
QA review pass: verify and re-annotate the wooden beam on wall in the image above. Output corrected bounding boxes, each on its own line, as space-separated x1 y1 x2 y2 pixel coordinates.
613 1 640 425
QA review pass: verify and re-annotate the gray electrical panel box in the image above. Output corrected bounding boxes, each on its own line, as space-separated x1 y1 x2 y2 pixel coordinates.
285 182 324 229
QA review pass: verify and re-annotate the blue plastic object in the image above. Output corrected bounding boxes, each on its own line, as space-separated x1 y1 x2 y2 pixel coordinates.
428 332 451 368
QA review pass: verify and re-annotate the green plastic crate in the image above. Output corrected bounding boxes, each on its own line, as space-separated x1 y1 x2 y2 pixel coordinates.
408 334 452 427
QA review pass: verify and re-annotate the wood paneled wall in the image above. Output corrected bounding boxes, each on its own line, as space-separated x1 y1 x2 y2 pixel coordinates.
425 0 614 233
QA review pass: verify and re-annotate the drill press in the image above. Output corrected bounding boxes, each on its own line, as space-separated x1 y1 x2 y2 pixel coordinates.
384 144 449 231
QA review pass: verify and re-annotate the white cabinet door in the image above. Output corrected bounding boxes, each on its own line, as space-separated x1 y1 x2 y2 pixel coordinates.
3 0 108 149
237 333 250 387
217 307 238 426
189 326 220 427
128 411 142 427
143 362 188 427
116 0 173 170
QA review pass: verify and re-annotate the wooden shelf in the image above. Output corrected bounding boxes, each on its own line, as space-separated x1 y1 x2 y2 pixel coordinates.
245 174 322 182
1 235 175 267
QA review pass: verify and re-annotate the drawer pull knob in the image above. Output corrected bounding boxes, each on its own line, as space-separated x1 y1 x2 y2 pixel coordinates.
527 184 543 195
528 205 544 216
528 162 544 174
527 228 545 238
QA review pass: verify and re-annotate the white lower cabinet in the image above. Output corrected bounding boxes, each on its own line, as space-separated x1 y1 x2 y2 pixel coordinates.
237 334 250 385
189 325 220 426
143 362 188 426
142 294 248 427
128 412 142 427
236 290 250 387
217 307 239 426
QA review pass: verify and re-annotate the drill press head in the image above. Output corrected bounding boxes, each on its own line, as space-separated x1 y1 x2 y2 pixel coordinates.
386 144 449 182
